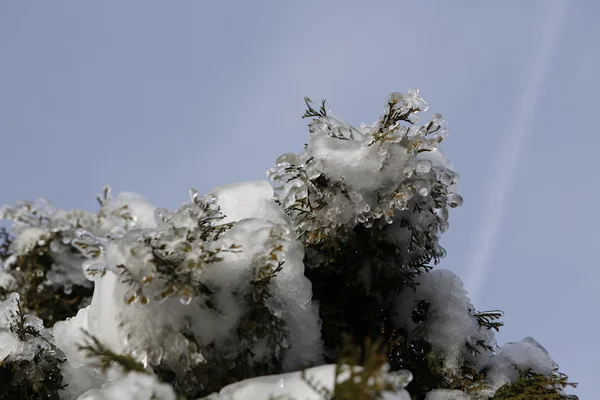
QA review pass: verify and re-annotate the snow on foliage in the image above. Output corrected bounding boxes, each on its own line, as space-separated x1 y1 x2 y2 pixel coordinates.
77 371 176 400
202 363 412 400
0 90 577 399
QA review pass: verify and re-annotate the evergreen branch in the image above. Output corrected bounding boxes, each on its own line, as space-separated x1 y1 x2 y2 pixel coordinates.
9 298 41 342
302 97 328 119
77 329 147 374
473 310 504 332
493 368 578 400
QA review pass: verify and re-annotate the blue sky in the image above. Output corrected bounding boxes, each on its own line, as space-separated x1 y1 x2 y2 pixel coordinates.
1 1 596 397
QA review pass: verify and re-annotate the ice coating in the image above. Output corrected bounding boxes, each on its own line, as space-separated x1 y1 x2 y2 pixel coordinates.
0 90 578 399
0 187 157 291
268 89 462 266
0 293 54 362
62 182 322 395
210 181 322 369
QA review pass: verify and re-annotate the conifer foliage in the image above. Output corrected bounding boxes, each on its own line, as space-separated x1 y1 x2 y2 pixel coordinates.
0 91 577 399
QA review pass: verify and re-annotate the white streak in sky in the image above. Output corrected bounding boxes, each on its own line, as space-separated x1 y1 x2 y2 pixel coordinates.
463 0 569 304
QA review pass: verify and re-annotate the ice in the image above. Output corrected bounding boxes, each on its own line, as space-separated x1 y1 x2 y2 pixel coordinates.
0 90 576 398
0 292 65 383
269 91 464 285
424 389 469 400
77 371 176 400
0 293 26 360
0 187 157 294
68 182 322 388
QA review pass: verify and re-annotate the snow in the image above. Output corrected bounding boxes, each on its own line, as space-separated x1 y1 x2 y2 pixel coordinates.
391 269 497 372
205 364 412 400
54 306 95 368
77 372 176 400
485 337 559 391
210 180 290 226
0 91 576 399
52 182 322 395
424 389 469 400
8 226 50 254
0 270 17 291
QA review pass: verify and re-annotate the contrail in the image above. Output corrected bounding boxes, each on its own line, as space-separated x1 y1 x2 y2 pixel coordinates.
463 0 569 305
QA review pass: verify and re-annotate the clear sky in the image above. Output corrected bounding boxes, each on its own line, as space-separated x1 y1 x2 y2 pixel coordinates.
1 1 596 397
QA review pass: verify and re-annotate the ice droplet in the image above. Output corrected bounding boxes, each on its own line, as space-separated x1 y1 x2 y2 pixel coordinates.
189 188 200 205
23 314 44 332
388 92 404 104
396 200 409 211
107 226 126 240
447 193 463 208
276 153 298 166
419 187 430 197
49 240 60 253
415 160 432 175
179 293 193 305
124 289 137 304
438 170 456 186
63 284 73 295
384 213 394 225
148 347 163 365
